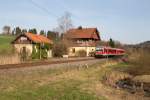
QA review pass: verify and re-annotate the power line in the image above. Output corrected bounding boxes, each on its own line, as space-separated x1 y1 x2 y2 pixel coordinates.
28 0 85 26
28 0 58 18
54 0 82 20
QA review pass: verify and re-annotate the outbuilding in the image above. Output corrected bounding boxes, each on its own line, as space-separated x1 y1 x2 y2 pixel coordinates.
12 32 53 58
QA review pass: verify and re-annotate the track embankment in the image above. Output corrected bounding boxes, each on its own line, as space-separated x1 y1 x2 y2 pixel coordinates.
0 57 100 70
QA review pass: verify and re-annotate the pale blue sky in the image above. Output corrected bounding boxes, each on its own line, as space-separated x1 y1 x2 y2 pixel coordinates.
0 0 150 44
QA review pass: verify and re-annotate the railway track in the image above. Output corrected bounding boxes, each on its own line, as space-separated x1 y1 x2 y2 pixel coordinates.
0 58 96 70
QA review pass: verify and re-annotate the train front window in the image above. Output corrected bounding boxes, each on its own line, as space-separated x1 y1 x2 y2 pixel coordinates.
96 48 103 52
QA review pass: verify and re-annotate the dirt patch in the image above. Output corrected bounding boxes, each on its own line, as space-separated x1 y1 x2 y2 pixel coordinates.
103 70 150 99
103 71 132 88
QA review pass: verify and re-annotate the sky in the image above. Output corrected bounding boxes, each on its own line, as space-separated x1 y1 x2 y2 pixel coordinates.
0 0 150 44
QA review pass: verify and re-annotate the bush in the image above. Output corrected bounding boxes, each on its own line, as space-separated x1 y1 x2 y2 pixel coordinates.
31 44 50 59
89 51 95 57
31 46 40 59
123 48 150 75
128 48 150 66
52 41 68 57
76 50 87 57
41 49 47 59
109 38 115 48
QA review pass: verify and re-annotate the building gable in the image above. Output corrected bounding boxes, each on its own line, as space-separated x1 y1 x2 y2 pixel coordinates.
12 33 52 44
65 28 101 40
12 34 32 44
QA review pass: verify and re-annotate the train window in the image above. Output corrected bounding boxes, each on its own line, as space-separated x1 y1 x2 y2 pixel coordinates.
96 48 103 51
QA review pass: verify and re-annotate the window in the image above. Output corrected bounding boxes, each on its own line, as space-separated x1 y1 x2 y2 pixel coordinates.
96 48 103 52
20 37 27 41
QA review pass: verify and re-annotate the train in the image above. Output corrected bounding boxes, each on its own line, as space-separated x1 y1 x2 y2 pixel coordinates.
95 46 125 58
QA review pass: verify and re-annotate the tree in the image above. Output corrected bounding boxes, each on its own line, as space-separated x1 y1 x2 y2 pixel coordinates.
15 27 22 36
109 38 115 48
12 27 27 35
22 29 27 34
47 31 58 41
114 40 124 48
97 41 109 46
3 26 11 35
78 26 82 29
40 30 45 35
12 29 15 35
52 41 68 57
55 12 73 34
28 28 37 34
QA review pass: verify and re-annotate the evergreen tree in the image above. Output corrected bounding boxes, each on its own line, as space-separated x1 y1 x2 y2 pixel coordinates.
22 29 27 34
40 30 45 35
15 27 22 36
47 31 58 41
2 25 11 35
109 38 115 48
28 28 37 34
12 29 15 35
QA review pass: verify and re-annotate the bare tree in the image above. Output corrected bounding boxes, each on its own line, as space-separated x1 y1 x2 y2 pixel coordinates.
3 26 11 35
56 12 73 34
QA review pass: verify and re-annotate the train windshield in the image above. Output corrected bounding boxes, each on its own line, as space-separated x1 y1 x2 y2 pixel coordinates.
96 47 103 51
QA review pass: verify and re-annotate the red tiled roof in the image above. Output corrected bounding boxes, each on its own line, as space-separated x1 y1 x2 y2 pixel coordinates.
65 28 100 40
25 33 52 44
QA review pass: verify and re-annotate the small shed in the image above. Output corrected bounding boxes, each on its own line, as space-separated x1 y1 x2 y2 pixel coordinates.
12 33 53 58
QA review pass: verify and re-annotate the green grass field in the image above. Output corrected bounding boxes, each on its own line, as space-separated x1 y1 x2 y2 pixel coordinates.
0 57 149 100
0 35 15 54
0 62 108 100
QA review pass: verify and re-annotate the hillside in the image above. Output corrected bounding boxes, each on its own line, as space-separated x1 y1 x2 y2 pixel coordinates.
0 35 15 54
126 40 150 49
137 41 150 48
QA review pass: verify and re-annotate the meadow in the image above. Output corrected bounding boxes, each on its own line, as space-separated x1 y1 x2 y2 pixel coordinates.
0 61 108 100
0 35 20 65
0 35 15 54
114 48 150 76
0 35 149 99
0 58 148 100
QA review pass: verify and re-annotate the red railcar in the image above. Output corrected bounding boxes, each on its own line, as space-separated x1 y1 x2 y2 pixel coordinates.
95 46 125 57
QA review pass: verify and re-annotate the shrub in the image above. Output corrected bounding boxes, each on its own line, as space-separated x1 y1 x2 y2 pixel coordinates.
89 51 95 57
31 46 39 59
52 41 68 57
76 50 87 57
31 44 50 59
123 48 150 75
41 49 48 59
109 38 115 47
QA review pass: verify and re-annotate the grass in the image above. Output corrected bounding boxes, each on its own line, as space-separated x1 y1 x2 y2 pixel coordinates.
113 49 150 76
0 35 18 64
0 80 100 100
0 44 148 99
0 62 108 100
0 35 15 54
0 59 147 100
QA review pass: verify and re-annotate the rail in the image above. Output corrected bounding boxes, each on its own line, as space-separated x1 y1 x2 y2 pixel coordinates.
0 57 96 70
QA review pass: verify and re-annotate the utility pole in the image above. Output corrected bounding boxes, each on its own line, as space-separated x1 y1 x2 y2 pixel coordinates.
39 43 41 59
